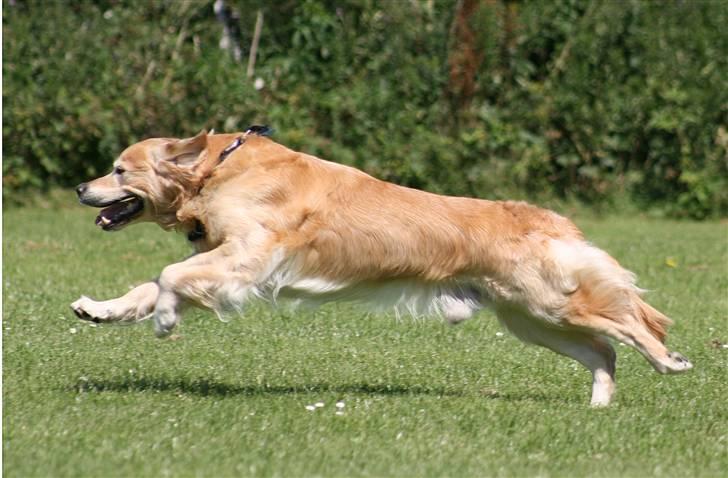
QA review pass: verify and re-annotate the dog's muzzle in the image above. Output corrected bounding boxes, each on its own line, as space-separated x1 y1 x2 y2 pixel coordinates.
76 183 145 231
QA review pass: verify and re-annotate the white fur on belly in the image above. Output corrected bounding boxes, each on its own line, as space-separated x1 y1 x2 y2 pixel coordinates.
206 251 485 323
265 272 483 323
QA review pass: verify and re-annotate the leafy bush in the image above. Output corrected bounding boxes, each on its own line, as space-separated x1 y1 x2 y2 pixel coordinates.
3 0 726 217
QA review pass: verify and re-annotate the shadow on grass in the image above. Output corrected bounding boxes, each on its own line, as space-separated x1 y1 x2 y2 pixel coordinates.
68 376 569 403
70 376 465 397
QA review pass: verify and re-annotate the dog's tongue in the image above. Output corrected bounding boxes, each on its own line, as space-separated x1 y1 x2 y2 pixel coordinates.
95 202 127 227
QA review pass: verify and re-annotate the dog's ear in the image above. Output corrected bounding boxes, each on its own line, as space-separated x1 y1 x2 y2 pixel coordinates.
164 130 208 167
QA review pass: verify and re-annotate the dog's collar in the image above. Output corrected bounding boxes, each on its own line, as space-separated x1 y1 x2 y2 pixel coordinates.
218 125 273 163
187 220 205 242
218 136 245 162
190 126 272 242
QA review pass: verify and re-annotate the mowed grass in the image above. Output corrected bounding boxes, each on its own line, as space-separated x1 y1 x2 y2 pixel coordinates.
3 195 727 477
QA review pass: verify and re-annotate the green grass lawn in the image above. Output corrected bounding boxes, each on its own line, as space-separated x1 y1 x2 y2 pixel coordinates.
3 195 727 477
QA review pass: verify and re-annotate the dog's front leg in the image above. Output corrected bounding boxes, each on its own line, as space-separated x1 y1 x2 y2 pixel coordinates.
153 242 261 338
71 281 160 324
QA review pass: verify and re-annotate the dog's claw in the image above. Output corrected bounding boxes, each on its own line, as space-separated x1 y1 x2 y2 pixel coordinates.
71 303 90 320
72 307 97 323
664 351 693 373
71 297 111 323
72 306 83 318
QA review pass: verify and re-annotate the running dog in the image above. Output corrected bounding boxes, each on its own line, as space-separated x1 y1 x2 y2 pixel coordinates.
71 127 692 406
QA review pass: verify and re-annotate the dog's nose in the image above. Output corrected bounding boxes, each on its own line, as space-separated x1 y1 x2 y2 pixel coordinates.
75 183 88 198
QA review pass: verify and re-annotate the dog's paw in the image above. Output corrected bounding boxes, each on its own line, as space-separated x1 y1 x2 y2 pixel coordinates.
664 351 693 374
153 308 179 339
71 296 114 324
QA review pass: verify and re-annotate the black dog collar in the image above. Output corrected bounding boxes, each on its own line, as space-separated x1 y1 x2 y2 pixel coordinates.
187 220 206 242
218 125 273 163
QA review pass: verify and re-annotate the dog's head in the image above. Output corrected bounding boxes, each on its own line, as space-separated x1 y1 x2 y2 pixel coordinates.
76 131 210 231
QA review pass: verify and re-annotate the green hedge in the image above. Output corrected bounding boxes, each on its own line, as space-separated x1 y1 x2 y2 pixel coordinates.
3 0 727 218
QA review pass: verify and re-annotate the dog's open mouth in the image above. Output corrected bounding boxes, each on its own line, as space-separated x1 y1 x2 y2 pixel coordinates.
94 195 144 231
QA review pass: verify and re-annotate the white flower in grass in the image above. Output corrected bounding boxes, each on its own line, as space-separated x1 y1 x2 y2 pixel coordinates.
495 332 504 337
305 405 316 411
315 402 325 408
335 411 344 416
69 327 78 334
335 401 345 409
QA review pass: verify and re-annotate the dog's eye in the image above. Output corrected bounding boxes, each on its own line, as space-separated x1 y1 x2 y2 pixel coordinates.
114 166 125 175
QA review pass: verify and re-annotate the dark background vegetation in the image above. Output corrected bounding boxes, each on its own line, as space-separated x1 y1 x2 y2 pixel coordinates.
3 0 727 218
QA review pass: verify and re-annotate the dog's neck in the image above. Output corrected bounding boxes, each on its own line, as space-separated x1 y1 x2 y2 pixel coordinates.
160 129 274 232
157 135 250 230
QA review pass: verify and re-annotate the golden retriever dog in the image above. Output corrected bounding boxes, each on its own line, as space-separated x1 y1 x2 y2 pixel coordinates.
71 127 692 406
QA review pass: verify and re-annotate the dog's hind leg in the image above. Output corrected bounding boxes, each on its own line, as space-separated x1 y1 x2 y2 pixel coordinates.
496 307 617 406
554 242 692 374
71 281 159 324
563 312 692 375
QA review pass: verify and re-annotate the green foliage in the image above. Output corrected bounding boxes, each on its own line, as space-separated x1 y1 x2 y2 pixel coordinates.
3 0 727 217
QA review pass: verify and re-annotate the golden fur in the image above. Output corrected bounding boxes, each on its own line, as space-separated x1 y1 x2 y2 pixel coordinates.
72 130 692 406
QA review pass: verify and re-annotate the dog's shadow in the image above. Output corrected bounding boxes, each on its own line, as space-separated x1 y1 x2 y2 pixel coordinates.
74 376 466 397
71 376 564 403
